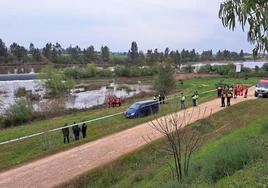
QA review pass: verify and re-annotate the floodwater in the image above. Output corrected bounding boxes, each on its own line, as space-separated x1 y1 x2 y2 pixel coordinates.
191 61 267 70
0 80 152 113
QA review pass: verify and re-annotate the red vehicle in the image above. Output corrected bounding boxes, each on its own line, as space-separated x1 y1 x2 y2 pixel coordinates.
255 79 268 97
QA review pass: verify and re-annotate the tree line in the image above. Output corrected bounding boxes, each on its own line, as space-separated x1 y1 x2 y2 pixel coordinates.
0 38 252 65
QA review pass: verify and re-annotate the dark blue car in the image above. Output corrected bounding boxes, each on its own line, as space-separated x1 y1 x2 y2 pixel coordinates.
125 100 159 118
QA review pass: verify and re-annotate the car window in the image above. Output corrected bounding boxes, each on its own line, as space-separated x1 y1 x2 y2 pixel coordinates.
129 103 140 110
257 83 268 89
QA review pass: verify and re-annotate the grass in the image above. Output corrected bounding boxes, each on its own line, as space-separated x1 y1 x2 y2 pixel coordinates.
0 77 259 171
59 98 268 188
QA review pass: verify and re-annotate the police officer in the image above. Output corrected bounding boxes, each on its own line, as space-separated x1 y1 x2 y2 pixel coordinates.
74 125 81 141
81 123 87 139
180 93 186 109
62 124 70 144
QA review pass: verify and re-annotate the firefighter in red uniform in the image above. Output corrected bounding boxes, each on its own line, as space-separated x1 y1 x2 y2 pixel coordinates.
244 87 248 98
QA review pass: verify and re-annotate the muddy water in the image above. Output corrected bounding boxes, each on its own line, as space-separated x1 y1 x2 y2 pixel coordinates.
0 80 152 113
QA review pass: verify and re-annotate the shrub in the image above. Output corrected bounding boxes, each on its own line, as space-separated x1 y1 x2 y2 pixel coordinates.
3 98 33 127
39 66 75 94
14 87 28 97
201 139 262 183
154 63 176 95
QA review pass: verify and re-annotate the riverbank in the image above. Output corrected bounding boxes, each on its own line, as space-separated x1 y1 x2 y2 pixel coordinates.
0 77 259 172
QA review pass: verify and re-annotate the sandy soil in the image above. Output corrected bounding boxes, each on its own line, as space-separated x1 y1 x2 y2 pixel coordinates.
0 87 256 188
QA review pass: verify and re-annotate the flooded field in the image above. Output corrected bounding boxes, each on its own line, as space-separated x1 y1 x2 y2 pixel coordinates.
0 80 152 113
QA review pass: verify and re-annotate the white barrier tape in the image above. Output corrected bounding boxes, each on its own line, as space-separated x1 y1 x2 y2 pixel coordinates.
0 89 216 146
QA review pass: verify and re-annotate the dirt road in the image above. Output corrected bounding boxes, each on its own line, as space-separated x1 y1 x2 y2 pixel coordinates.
0 87 256 188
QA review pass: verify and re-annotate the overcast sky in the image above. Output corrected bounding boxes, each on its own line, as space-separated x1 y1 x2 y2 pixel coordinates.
0 0 252 52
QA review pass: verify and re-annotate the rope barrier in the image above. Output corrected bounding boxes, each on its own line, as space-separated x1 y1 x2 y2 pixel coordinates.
0 89 216 146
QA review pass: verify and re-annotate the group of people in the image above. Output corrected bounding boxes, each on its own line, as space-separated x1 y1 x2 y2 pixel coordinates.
61 122 88 144
217 84 248 107
107 97 121 108
179 91 199 110
153 94 166 104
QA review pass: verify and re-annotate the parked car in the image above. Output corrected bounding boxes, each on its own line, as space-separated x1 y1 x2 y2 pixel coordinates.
125 100 159 118
255 79 268 97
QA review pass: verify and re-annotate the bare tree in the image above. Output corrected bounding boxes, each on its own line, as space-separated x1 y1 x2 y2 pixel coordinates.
145 107 211 183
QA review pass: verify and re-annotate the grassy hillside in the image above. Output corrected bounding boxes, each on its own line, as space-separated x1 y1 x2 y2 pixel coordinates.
0 77 259 171
60 98 268 188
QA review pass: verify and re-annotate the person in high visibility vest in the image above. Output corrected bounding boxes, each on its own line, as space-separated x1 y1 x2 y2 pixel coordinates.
195 91 199 105
192 92 198 107
180 93 186 109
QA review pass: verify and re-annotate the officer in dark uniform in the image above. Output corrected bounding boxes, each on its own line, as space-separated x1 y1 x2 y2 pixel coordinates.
74 125 81 140
81 123 87 139
62 124 70 144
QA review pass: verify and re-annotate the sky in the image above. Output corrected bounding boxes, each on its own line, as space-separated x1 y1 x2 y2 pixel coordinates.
0 0 252 53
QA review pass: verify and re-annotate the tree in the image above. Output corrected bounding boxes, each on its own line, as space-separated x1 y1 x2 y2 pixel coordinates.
128 41 139 63
32 48 42 62
164 47 170 59
42 43 52 60
83 46 97 63
29 43 35 55
101 46 110 62
146 110 203 183
67 45 82 62
0 39 8 62
10 43 27 61
154 62 176 95
219 1 268 55
38 66 75 95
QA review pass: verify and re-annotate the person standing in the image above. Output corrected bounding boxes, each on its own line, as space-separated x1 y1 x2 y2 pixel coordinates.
180 93 186 109
74 125 81 141
244 88 248 98
217 86 222 98
226 91 232 106
221 91 226 107
62 124 70 144
192 93 197 107
195 91 199 106
234 86 238 98
240 85 244 96
162 94 166 104
72 122 76 140
158 94 162 104
81 123 87 139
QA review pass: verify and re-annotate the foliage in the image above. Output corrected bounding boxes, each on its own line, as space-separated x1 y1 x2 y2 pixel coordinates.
14 87 28 97
201 139 262 183
3 98 33 127
128 41 139 64
219 0 268 55
39 66 75 94
101 46 110 62
154 63 176 95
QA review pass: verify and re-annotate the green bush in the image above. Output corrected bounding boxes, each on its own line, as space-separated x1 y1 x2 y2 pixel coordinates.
201 139 262 183
39 66 75 94
3 98 33 127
